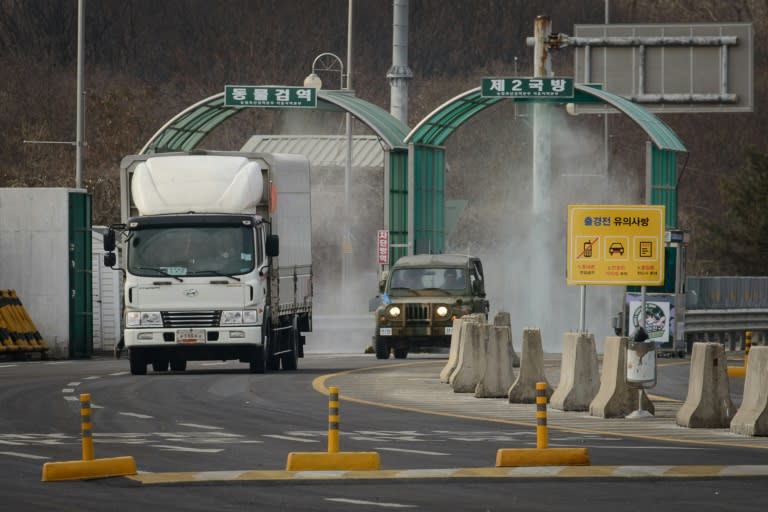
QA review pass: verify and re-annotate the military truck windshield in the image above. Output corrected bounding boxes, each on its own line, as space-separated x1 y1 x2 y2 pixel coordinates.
127 225 255 277
389 267 466 294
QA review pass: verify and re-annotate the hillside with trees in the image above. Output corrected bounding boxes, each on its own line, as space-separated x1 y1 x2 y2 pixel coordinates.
0 0 766 276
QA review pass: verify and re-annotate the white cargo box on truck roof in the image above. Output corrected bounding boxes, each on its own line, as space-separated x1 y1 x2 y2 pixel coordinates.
131 155 264 215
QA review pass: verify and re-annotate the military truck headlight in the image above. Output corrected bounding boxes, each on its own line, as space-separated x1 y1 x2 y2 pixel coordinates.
126 311 162 328
436 306 449 317
388 306 401 318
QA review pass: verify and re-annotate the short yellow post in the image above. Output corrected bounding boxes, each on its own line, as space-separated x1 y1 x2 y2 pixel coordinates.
536 382 548 449
745 331 752 367
328 386 340 453
80 393 94 461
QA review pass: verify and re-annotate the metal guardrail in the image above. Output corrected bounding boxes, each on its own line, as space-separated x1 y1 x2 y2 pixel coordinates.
684 309 768 333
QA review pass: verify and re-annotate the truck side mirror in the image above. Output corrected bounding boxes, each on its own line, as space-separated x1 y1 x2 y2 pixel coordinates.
104 229 116 252
103 252 117 268
266 234 279 257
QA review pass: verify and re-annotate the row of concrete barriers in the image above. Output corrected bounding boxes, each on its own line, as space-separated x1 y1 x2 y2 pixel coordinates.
440 312 767 436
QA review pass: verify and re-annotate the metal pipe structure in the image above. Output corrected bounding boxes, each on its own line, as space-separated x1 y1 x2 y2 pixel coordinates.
342 0 354 299
387 0 412 124
75 0 85 189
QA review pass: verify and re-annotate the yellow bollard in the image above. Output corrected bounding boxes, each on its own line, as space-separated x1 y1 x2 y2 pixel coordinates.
496 381 589 467
536 381 548 449
285 386 380 471
328 386 340 453
41 393 136 481
80 394 94 461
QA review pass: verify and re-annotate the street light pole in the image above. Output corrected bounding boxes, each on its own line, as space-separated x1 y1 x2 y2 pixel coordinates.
75 0 85 189
343 0 354 302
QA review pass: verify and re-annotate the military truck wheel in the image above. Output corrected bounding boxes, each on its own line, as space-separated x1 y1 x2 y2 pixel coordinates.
374 338 390 359
393 347 409 359
129 349 147 375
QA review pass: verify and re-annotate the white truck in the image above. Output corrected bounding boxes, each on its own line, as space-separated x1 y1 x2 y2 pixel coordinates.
103 150 312 375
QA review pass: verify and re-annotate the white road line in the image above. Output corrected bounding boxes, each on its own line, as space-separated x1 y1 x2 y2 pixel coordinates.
109 371 130 376
67 381 81 387
0 440 25 446
375 447 450 456
0 451 50 460
84 376 101 380
325 498 416 509
151 444 223 453
200 362 228 366
119 412 154 419
0 364 18 368
263 434 320 443
61 388 75 393
177 423 223 430
63 396 78 402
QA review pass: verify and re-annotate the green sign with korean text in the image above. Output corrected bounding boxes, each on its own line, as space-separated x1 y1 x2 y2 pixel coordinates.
481 77 574 98
224 85 317 108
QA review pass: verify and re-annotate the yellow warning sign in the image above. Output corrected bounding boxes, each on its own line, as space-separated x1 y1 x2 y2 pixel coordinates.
567 204 665 286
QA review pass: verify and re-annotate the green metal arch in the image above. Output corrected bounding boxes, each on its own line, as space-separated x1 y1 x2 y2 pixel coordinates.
140 88 409 154
405 84 687 153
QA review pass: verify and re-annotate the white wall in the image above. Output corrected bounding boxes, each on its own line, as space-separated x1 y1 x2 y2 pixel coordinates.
0 188 79 358
92 229 121 352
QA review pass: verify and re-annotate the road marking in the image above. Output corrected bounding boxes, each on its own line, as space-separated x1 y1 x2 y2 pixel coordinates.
63 396 79 402
109 371 130 376
67 381 81 387
0 451 50 460
0 364 18 368
263 434 320 443
325 498 416 508
61 388 75 393
119 412 154 419
178 423 223 430
84 376 101 380
376 447 450 456
200 362 228 366
151 444 223 453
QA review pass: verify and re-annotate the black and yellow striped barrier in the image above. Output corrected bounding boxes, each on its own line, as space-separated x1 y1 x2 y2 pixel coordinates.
496 382 590 467
41 393 137 481
0 290 48 358
286 386 380 470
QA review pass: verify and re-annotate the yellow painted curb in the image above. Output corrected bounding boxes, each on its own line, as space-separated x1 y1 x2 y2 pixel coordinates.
41 456 137 481
286 451 381 471
496 448 590 467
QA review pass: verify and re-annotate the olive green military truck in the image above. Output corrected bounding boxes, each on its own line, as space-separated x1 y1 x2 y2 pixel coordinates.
373 254 489 359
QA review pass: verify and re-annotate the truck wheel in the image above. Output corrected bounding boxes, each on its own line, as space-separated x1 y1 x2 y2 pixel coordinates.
393 347 409 359
170 358 187 371
374 338 390 359
281 322 299 371
129 349 147 375
249 347 265 374
152 359 169 372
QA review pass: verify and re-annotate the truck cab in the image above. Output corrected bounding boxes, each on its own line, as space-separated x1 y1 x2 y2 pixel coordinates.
373 254 489 359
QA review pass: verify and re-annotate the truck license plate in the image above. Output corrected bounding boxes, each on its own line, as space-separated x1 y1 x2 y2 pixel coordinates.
177 329 205 344
379 328 392 336
445 327 453 335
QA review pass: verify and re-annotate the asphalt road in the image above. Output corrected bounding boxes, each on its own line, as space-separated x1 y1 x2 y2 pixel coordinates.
0 352 764 512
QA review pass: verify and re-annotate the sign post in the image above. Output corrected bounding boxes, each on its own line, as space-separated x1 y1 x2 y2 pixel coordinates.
376 229 389 266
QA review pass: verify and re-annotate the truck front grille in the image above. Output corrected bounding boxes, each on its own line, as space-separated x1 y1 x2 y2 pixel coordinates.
405 304 430 321
162 311 221 328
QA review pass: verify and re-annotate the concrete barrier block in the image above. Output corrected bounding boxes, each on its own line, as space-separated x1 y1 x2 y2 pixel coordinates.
676 342 735 428
730 346 768 436
507 328 552 404
493 311 520 367
450 321 485 393
439 318 466 383
475 325 516 398
550 332 600 412
589 336 654 418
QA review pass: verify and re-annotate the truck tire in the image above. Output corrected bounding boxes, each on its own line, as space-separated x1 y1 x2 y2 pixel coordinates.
152 359 169 372
393 347 409 359
281 321 299 371
374 337 390 359
129 349 147 375
249 347 265 374
170 358 187 372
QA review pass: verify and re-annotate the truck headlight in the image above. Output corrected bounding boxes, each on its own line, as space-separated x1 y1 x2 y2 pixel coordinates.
436 306 449 317
126 311 162 328
221 310 259 325
388 306 401 318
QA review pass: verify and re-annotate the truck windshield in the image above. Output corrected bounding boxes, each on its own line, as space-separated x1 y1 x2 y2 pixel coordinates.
127 225 255 277
388 267 466 294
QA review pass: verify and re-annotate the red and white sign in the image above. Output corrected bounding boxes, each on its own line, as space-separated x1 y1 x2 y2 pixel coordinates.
377 229 389 265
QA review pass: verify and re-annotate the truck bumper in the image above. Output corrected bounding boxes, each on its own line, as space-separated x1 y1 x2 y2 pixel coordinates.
124 325 262 348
